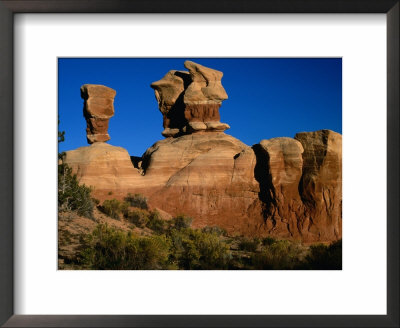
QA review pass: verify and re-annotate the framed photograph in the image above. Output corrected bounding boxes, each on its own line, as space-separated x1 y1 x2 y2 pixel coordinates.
0 0 398 327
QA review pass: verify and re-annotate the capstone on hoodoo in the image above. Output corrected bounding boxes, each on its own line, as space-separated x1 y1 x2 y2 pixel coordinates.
81 84 116 144
151 61 229 137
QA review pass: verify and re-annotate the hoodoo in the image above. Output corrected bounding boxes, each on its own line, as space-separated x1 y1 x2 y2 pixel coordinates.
150 61 230 137
81 84 116 144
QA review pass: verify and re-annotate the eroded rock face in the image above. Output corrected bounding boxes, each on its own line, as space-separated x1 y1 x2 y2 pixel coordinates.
141 132 263 234
254 138 306 239
250 131 342 242
150 61 230 137
295 130 342 241
63 142 143 190
64 130 342 242
81 84 116 144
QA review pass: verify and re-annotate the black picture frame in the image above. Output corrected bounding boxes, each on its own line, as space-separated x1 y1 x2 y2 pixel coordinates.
0 1 398 327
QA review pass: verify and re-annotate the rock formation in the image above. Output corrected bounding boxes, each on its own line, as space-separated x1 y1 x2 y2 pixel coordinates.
81 84 116 144
295 130 342 241
183 61 230 133
141 133 262 233
64 142 143 190
253 137 306 239
150 61 229 137
63 63 342 244
150 70 190 137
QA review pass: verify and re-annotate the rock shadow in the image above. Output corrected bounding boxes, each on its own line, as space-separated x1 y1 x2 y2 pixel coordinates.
252 144 277 224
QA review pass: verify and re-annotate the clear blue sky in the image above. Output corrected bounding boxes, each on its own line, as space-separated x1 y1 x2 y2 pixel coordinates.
58 58 342 157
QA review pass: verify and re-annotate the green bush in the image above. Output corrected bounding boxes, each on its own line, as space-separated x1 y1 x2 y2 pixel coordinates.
170 215 193 230
239 237 260 252
168 228 231 270
58 163 94 219
119 201 130 217
201 226 227 236
79 224 170 270
262 236 277 246
124 193 148 209
146 210 166 234
251 240 303 270
193 230 231 269
305 240 342 270
99 199 128 220
126 208 149 228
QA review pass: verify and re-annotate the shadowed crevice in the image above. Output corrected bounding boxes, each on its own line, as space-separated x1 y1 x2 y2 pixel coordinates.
252 144 277 224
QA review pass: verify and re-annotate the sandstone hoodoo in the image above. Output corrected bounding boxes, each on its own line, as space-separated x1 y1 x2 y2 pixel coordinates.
150 70 190 137
81 84 116 144
150 61 230 137
183 61 230 133
63 61 342 243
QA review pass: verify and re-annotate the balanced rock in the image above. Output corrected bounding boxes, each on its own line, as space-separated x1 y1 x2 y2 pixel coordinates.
183 61 230 133
150 61 230 137
81 84 116 144
150 70 190 137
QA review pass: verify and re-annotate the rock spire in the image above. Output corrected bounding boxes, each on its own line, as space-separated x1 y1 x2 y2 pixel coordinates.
151 60 230 137
81 84 116 144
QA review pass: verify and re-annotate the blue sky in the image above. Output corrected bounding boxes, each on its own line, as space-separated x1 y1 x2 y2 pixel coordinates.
58 58 342 156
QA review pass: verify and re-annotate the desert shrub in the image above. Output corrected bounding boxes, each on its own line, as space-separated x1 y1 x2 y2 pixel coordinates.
201 226 227 236
124 193 148 209
305 240 342 270
251 240 303 270
146 210 166 234
126 208 149 228
170 215 193 230
168 228 231 270
193 230 231 269
119 201 130 217
239 237 260 252
58 121 93 218
100 199 123 220
58 163 94 219
262 236 277 246
79 224 171 270
169 230 201 269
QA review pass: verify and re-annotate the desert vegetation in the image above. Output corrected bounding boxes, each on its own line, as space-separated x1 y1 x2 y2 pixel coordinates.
58 123 95 219
59 192 341 270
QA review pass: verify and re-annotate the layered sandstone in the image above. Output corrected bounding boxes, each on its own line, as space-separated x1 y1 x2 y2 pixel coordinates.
183 61 230 133
150 61 230 137
64 130 342 242
81 84 116 144
63 142 143 190
141 132 262 233
295 130 342 241
253 137 306 239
